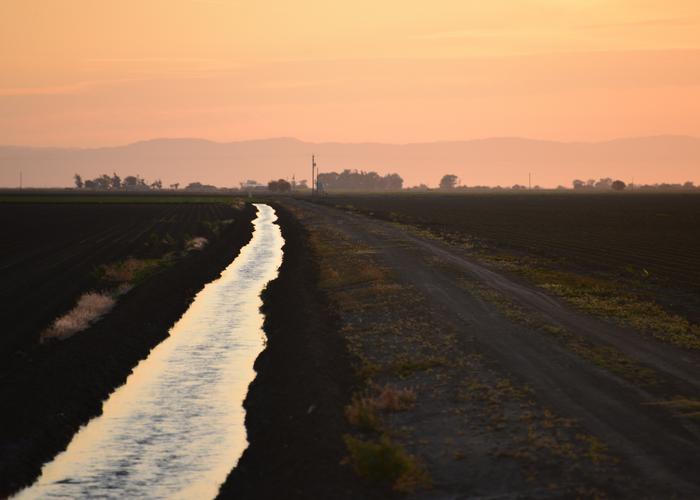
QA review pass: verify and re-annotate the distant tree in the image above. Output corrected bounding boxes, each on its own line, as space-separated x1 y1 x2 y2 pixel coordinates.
185 182 217 191
572 179 585 190
84 179 97 189
297 179 308 189
123 175 138 188
586 179 596 188
684 181 695 189
315 170 403 191
611 180 626 191
151 179 162 190
439 174 458 190
268 179 291 192
74 174 83 189
595 178 613 190
111 172 121 190
170 183 180 190
383 173 404 190
95 174 112 190
512 184 527 190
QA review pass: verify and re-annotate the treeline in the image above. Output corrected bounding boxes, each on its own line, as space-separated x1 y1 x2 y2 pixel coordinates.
73 173 217 191
572 178 626 191
317 169 403 191
572 178 698 191
434 174 699 192
74 173 168 190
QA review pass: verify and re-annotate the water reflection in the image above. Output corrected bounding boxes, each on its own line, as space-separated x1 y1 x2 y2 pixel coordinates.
16 204 283 499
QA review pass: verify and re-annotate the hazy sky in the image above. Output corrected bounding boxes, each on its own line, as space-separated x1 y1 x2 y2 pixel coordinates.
1 1 700 146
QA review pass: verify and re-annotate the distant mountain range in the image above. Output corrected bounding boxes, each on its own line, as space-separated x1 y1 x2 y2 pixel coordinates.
1 135 699 188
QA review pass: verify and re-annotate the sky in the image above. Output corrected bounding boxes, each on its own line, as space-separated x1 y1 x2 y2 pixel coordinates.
1 0 700 147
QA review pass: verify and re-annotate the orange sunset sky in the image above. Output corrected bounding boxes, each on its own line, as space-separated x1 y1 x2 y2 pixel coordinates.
1 0 700 147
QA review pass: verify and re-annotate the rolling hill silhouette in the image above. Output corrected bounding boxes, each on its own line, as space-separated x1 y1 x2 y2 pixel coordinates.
1 136 699 188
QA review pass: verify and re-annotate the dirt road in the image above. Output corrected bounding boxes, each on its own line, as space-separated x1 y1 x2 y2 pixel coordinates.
291 199 700 497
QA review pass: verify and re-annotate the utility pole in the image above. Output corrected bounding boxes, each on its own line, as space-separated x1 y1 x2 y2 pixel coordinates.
19 170 22 191
528 172 531 190
311 155 317 196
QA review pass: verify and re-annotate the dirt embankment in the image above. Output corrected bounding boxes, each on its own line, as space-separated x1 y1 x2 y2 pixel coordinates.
218 204 378 500
0 204 257 498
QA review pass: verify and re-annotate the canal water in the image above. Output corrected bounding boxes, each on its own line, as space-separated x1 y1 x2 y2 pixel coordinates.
15 204 283 499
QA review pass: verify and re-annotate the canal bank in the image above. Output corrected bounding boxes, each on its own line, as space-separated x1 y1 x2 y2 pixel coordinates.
218 203 376 500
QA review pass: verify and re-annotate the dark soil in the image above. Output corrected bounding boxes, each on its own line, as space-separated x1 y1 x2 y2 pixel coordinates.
218 204 379 500
0 202 256 498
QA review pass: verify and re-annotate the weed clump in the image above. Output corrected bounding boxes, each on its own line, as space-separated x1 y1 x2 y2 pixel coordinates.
100 257 162 284
42 292 117 341
346 385 417 432
374 385 417 411
346 395 382 433
343 435 430 493
186 236 209 251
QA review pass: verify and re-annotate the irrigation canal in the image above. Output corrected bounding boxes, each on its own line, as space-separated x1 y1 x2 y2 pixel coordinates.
15 203 284 499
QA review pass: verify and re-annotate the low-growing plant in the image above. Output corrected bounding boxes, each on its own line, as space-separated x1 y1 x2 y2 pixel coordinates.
477 252 700 350
186 236 209 251
42 291 116 341
391 355 446 377
346 395 382 432
346 385 416 432
343 435 430 493
374 385 416 411
101 257 164 284
645 398 700 418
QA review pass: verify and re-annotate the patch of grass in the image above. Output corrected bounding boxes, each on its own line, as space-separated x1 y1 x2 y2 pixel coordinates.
309 229 389 291
481 254 700 350
373 385 417 411
203 218 235 237
390 355 446 377
343 435 430 493
42 291 118 342
645 398 700 418
186 236 209 251
100 257 169 285
575 434 610 465
346 385 417 433
470 280 660 386
346 395 382 433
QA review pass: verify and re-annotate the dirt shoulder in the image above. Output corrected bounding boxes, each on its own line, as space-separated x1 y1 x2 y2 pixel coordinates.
0 204 257 498
273 199 700 498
